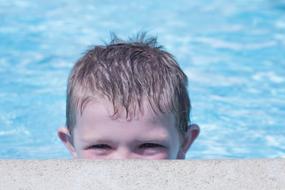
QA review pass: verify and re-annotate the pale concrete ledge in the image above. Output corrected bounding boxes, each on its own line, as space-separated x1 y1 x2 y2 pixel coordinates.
0 159 284 190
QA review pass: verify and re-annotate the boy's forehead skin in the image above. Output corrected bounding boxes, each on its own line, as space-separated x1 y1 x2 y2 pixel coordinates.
73 98 180 151
76 97 176 129
78 97 172 123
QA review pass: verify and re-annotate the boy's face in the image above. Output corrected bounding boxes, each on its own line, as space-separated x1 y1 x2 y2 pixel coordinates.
58 98 199 159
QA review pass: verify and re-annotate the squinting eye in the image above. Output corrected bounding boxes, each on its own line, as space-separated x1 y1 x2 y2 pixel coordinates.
139 143 164 148
89 144 111 149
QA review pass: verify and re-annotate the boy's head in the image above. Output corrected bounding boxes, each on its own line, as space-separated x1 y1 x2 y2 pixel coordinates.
58 33 199 159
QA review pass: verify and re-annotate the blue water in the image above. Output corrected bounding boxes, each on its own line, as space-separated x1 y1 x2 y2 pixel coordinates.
0 0 284 159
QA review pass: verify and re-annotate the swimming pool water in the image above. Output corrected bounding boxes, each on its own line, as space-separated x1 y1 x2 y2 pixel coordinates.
0 0 284 159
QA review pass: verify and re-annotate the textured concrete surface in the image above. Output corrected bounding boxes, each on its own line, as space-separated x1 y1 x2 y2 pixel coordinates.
0 159 284 190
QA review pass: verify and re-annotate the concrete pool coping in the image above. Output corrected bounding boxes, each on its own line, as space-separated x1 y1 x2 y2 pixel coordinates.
0 159 284 190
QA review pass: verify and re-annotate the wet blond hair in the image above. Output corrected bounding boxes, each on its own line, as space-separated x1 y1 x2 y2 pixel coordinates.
66 33 191 140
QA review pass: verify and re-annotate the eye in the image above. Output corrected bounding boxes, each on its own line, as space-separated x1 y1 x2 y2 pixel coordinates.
139 143 164 149
88 144 112 149
137 143 167 156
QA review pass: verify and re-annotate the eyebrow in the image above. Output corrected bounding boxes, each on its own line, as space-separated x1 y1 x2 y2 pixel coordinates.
134 139 170 147
80 137 113 144
80 136 170 146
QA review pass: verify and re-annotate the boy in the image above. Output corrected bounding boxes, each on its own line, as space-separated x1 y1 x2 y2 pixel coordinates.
58 33 200 159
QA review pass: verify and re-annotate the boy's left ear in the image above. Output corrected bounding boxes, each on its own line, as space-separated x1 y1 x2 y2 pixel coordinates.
177 124 200 159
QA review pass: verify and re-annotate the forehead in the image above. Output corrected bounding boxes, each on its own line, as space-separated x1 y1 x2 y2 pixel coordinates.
74 98 178 138
77 95 174 121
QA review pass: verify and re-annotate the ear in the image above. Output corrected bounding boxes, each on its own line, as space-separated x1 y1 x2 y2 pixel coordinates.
177 124 200 159
57 127 78 158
